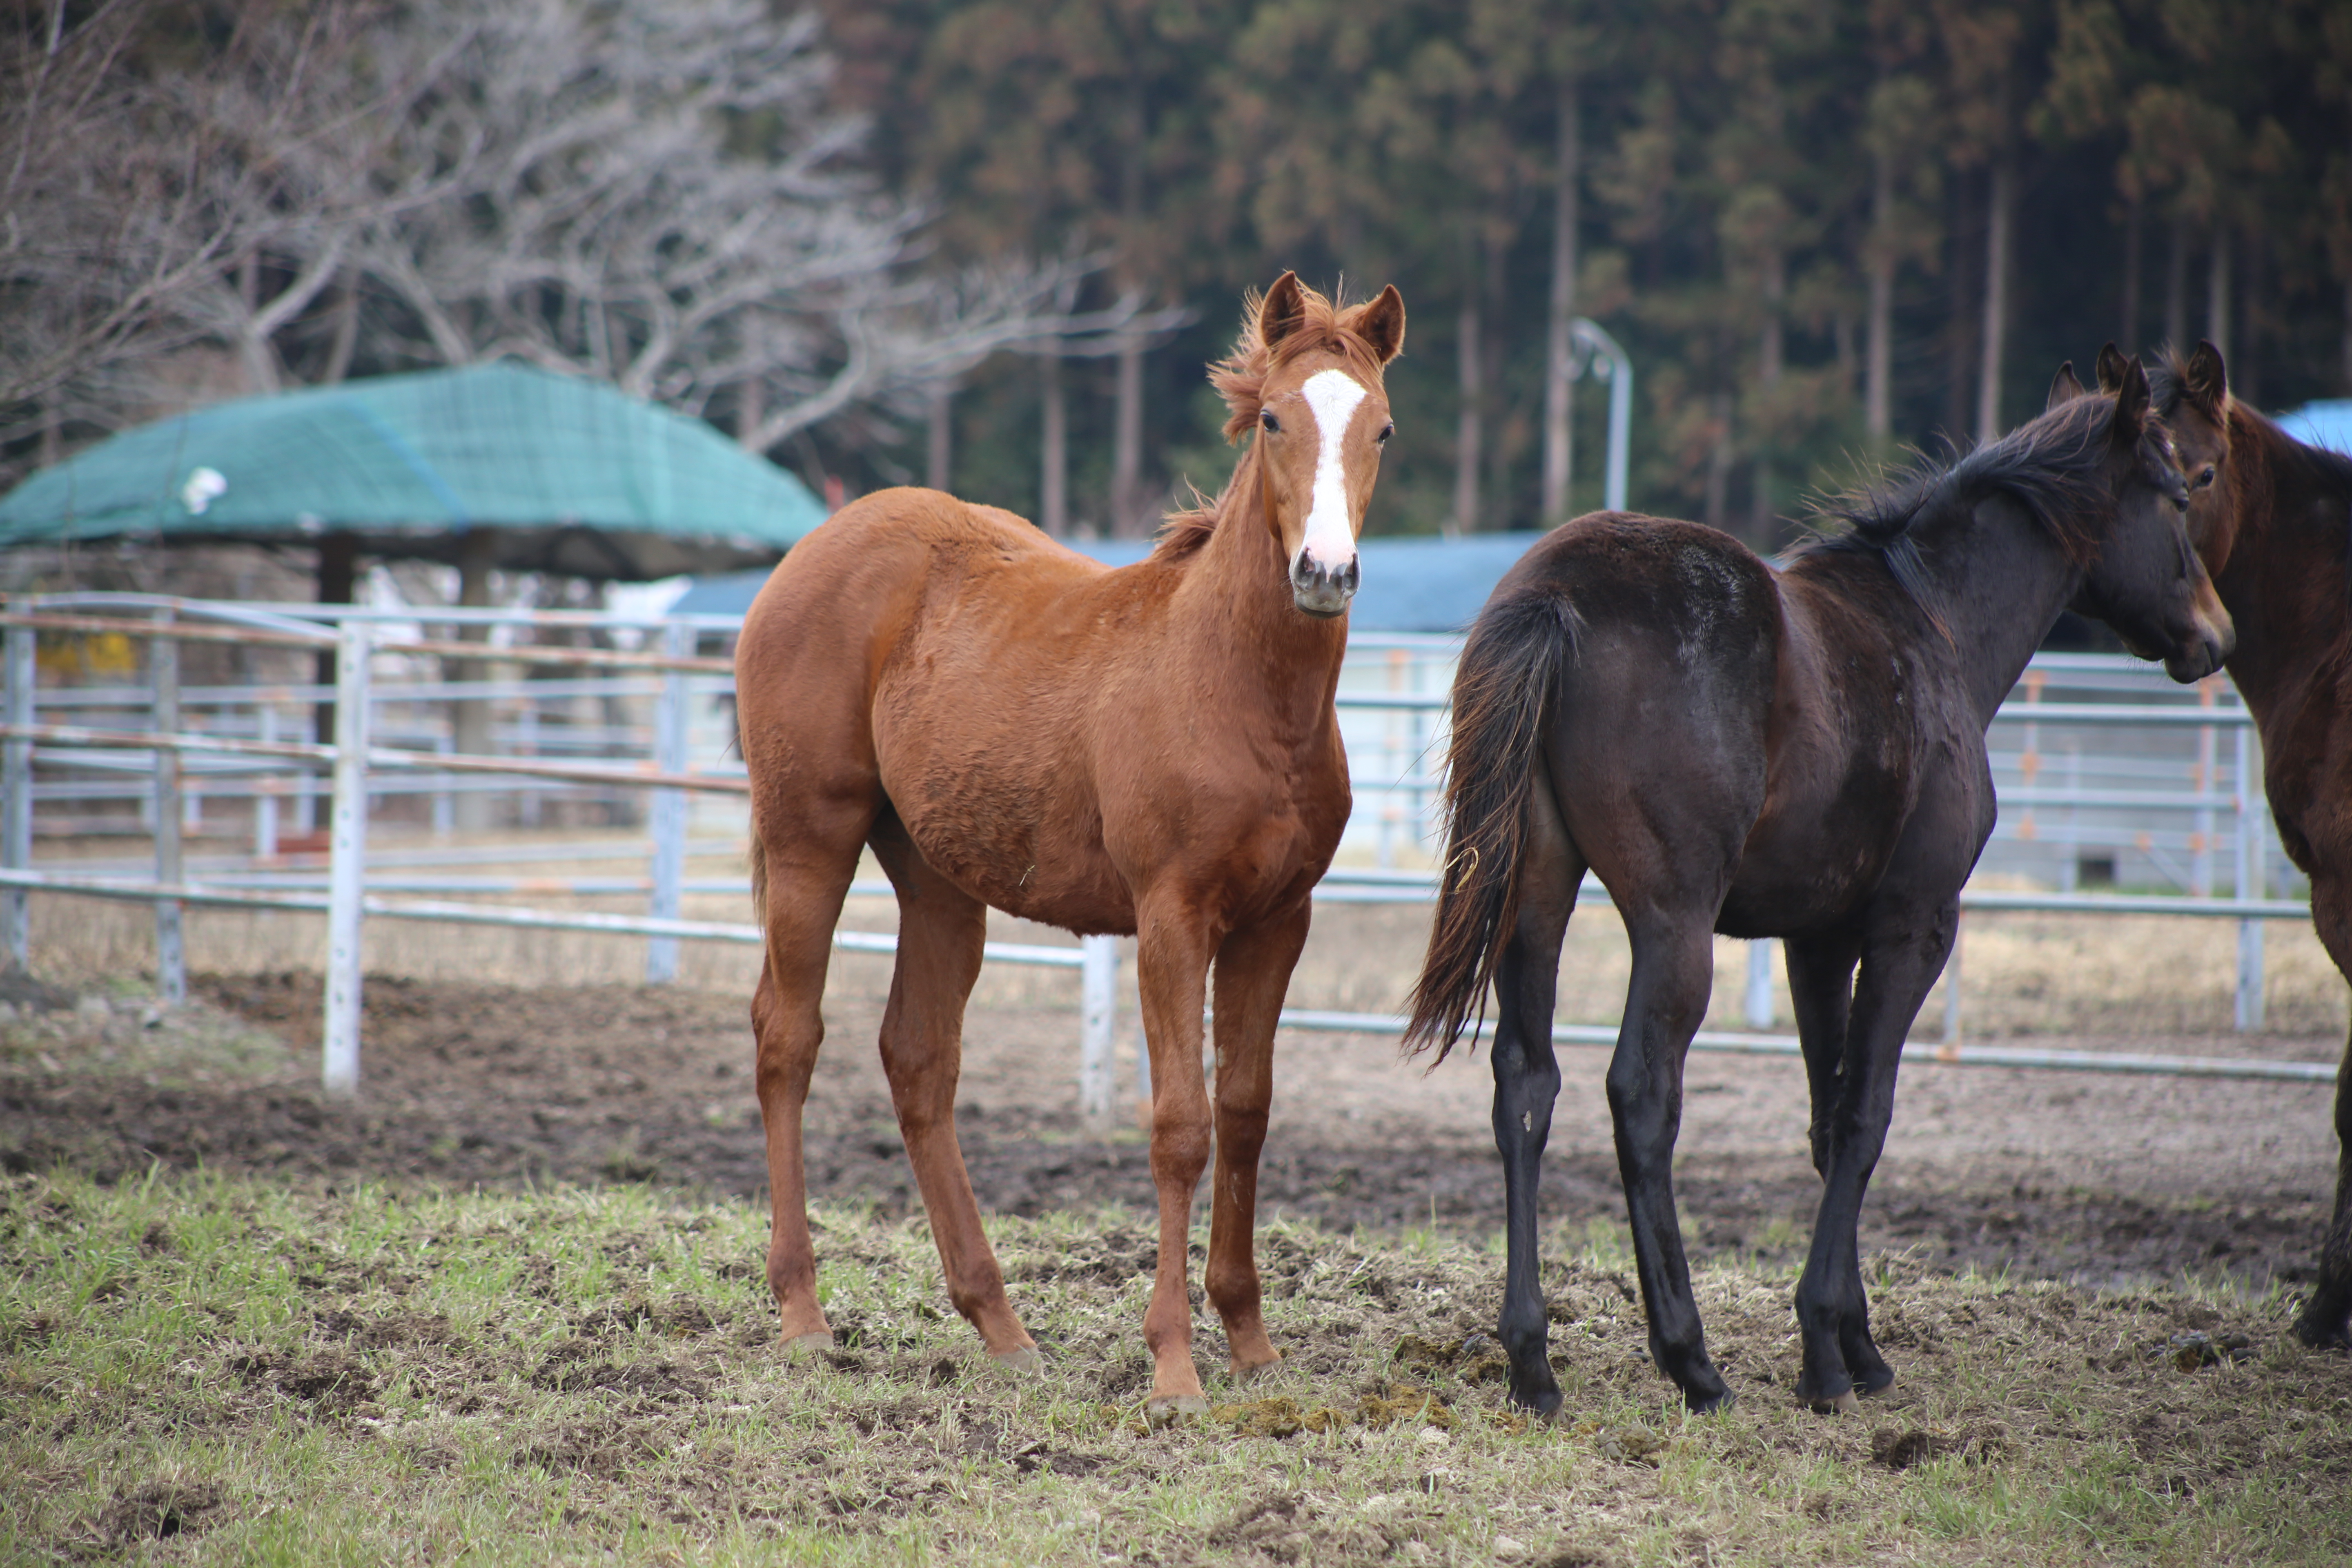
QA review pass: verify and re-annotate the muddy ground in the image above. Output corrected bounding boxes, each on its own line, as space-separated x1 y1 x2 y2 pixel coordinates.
0 969 2339 1299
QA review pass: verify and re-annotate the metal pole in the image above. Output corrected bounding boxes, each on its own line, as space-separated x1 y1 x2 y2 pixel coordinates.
1940 921 1963 1051
1080 933 1118 1121
2235 724 2265 1031
646 621 690 984
1571 317 1633 514
1744 940 1774 1029
151 610 184 1006
2 621 31 969
254 705 279 860
322 620 372 1098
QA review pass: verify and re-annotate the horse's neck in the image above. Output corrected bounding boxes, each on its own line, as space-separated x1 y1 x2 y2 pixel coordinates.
2216 414 2350 716
1913 493 2082 724
1182 468 1349 721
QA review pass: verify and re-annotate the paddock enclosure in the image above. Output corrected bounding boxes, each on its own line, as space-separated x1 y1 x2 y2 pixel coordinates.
4 592 2350 1561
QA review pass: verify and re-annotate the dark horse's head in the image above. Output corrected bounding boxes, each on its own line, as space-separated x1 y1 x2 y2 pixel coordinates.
1191 272 1407 617
2044 352 2234 681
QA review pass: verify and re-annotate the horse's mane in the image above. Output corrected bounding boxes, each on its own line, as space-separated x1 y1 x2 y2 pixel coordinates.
1154 281 1391 559
1793 395 2167 608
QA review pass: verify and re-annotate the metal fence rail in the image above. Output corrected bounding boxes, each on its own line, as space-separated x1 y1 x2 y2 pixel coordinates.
2 592 2335 1106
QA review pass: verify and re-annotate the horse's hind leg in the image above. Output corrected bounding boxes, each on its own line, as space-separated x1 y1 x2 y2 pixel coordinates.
1782 926 1864 1180
752 799 874 1355
1489 774 1585 1419
868 811 1038 1370
1204 900 1312 1382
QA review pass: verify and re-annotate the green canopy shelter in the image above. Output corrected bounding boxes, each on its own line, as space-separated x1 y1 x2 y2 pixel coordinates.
0 361 826 586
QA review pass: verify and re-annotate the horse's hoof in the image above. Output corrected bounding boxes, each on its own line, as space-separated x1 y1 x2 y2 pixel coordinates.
993 1345 1048 1378
1684 1384 1737 1416
1229 1352 1283 1385
1146 1395 1209 1428
1804 1390 1860 1416
1508 1386 1564 1423
2292 1306 2351 1351
781 1330 835 1360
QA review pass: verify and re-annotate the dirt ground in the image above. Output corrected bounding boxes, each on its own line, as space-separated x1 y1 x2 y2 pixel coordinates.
1 957 2339 1301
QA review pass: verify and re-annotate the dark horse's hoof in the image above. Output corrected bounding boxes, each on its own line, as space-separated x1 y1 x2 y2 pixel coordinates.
1508 1385 1565 1423
2293 1303 2352 1351
1683 1382 1736 1416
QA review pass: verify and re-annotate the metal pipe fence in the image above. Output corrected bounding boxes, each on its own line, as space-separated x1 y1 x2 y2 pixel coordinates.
1 593 2334 1105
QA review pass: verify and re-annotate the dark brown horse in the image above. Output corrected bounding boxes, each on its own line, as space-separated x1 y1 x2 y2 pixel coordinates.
1405 362 2233 1417
735 274 1405 1420
2140 341 2352 1350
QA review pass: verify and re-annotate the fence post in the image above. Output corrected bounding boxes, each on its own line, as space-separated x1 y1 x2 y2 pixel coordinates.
2235 724 2266 1032
1079 934 1118 1120
151 609 185 1006
322 619 372 1098
2 619 32 970
1939 920 1963 1056
1744 940 1775 1029
646 621 691 984
254 704 279 859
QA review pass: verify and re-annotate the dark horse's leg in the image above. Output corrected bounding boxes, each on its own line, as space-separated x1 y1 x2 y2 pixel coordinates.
868 810 1039 1369
1607 906 1734 1411
1488 777 1586 1418
2294 870 2352 1349
1791 894 1956 1410
1783 926 1864 1181
1204 901 1313 1381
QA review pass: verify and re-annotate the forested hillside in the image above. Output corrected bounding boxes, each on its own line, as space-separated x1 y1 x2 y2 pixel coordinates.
822 0 2352 548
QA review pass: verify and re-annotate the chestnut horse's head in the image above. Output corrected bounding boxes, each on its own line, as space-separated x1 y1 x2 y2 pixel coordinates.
2121 341 2241 576
1209 272 1406 617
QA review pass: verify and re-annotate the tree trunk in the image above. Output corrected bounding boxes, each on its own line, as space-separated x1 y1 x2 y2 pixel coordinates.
2238 230 2261 405
1751 249 1785 544
2119 195 2143 353
451 529 500 833
1451 274 1481 539
1976 157 2012 444
1040 347 1068 535
735 379 765 452
1112 334 1146 534
2165 212 2188 353
927 384 953 494
2205 225 2230 360
1865 145 1895 442
1704 388 1733 531
1946 172 1980 443
2343 278 2352 396
321 268 360 386
1541 79 1581 523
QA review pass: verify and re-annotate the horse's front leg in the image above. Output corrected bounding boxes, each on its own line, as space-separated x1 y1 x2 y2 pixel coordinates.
1133 894 1221 1421
1792 897 1956 1412
2294 868 2352 1350
1203 901 1312 1382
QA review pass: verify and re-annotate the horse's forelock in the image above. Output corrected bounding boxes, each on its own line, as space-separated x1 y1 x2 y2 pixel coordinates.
1209 281 1383 443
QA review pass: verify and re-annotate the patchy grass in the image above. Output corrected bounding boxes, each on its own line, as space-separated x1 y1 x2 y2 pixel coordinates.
3 1171 2348 1564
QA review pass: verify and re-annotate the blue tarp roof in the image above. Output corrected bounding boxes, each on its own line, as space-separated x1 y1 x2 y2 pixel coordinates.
669 530 1546 633
2276 399 2352 455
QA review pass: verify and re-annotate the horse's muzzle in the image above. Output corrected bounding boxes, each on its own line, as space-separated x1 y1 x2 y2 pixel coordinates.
1291 552 1359 618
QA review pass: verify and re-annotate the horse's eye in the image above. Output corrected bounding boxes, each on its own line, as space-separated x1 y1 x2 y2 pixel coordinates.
1377 423 1394 445
2196 465 2217 488
1261 410 1280 433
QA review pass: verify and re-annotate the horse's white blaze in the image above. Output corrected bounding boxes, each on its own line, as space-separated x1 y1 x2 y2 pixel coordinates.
1298 369 1368 572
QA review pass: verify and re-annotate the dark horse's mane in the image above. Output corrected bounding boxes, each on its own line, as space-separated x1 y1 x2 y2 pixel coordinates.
1792 395 2172 613
1153 281 1392 560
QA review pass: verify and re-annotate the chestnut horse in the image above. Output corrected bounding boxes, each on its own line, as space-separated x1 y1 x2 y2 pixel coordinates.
2140 341 2352 1350
735 274 1405 1419
1405 361 2233 1417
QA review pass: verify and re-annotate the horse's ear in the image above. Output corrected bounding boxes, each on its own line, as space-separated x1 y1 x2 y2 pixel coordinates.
2094 343 2129 395
2182 339 2230 416
1256 271 1308 356
2108 354 2152 446
1350 285 1407 365
2047 361 2086 412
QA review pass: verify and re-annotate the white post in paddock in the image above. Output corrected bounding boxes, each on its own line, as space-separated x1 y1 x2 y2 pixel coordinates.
150 610 185 1006
322 620 372 1098
1079 933 1118 1121
2235 724 2266 1031
2 621 33 970
646 620 692 984
1743 939 1775 1029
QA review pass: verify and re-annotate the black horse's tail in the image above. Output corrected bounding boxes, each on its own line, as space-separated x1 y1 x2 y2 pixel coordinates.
1403 589 1579 1063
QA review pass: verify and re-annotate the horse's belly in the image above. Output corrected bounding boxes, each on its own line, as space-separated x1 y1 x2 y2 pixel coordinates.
886 756 1135 934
